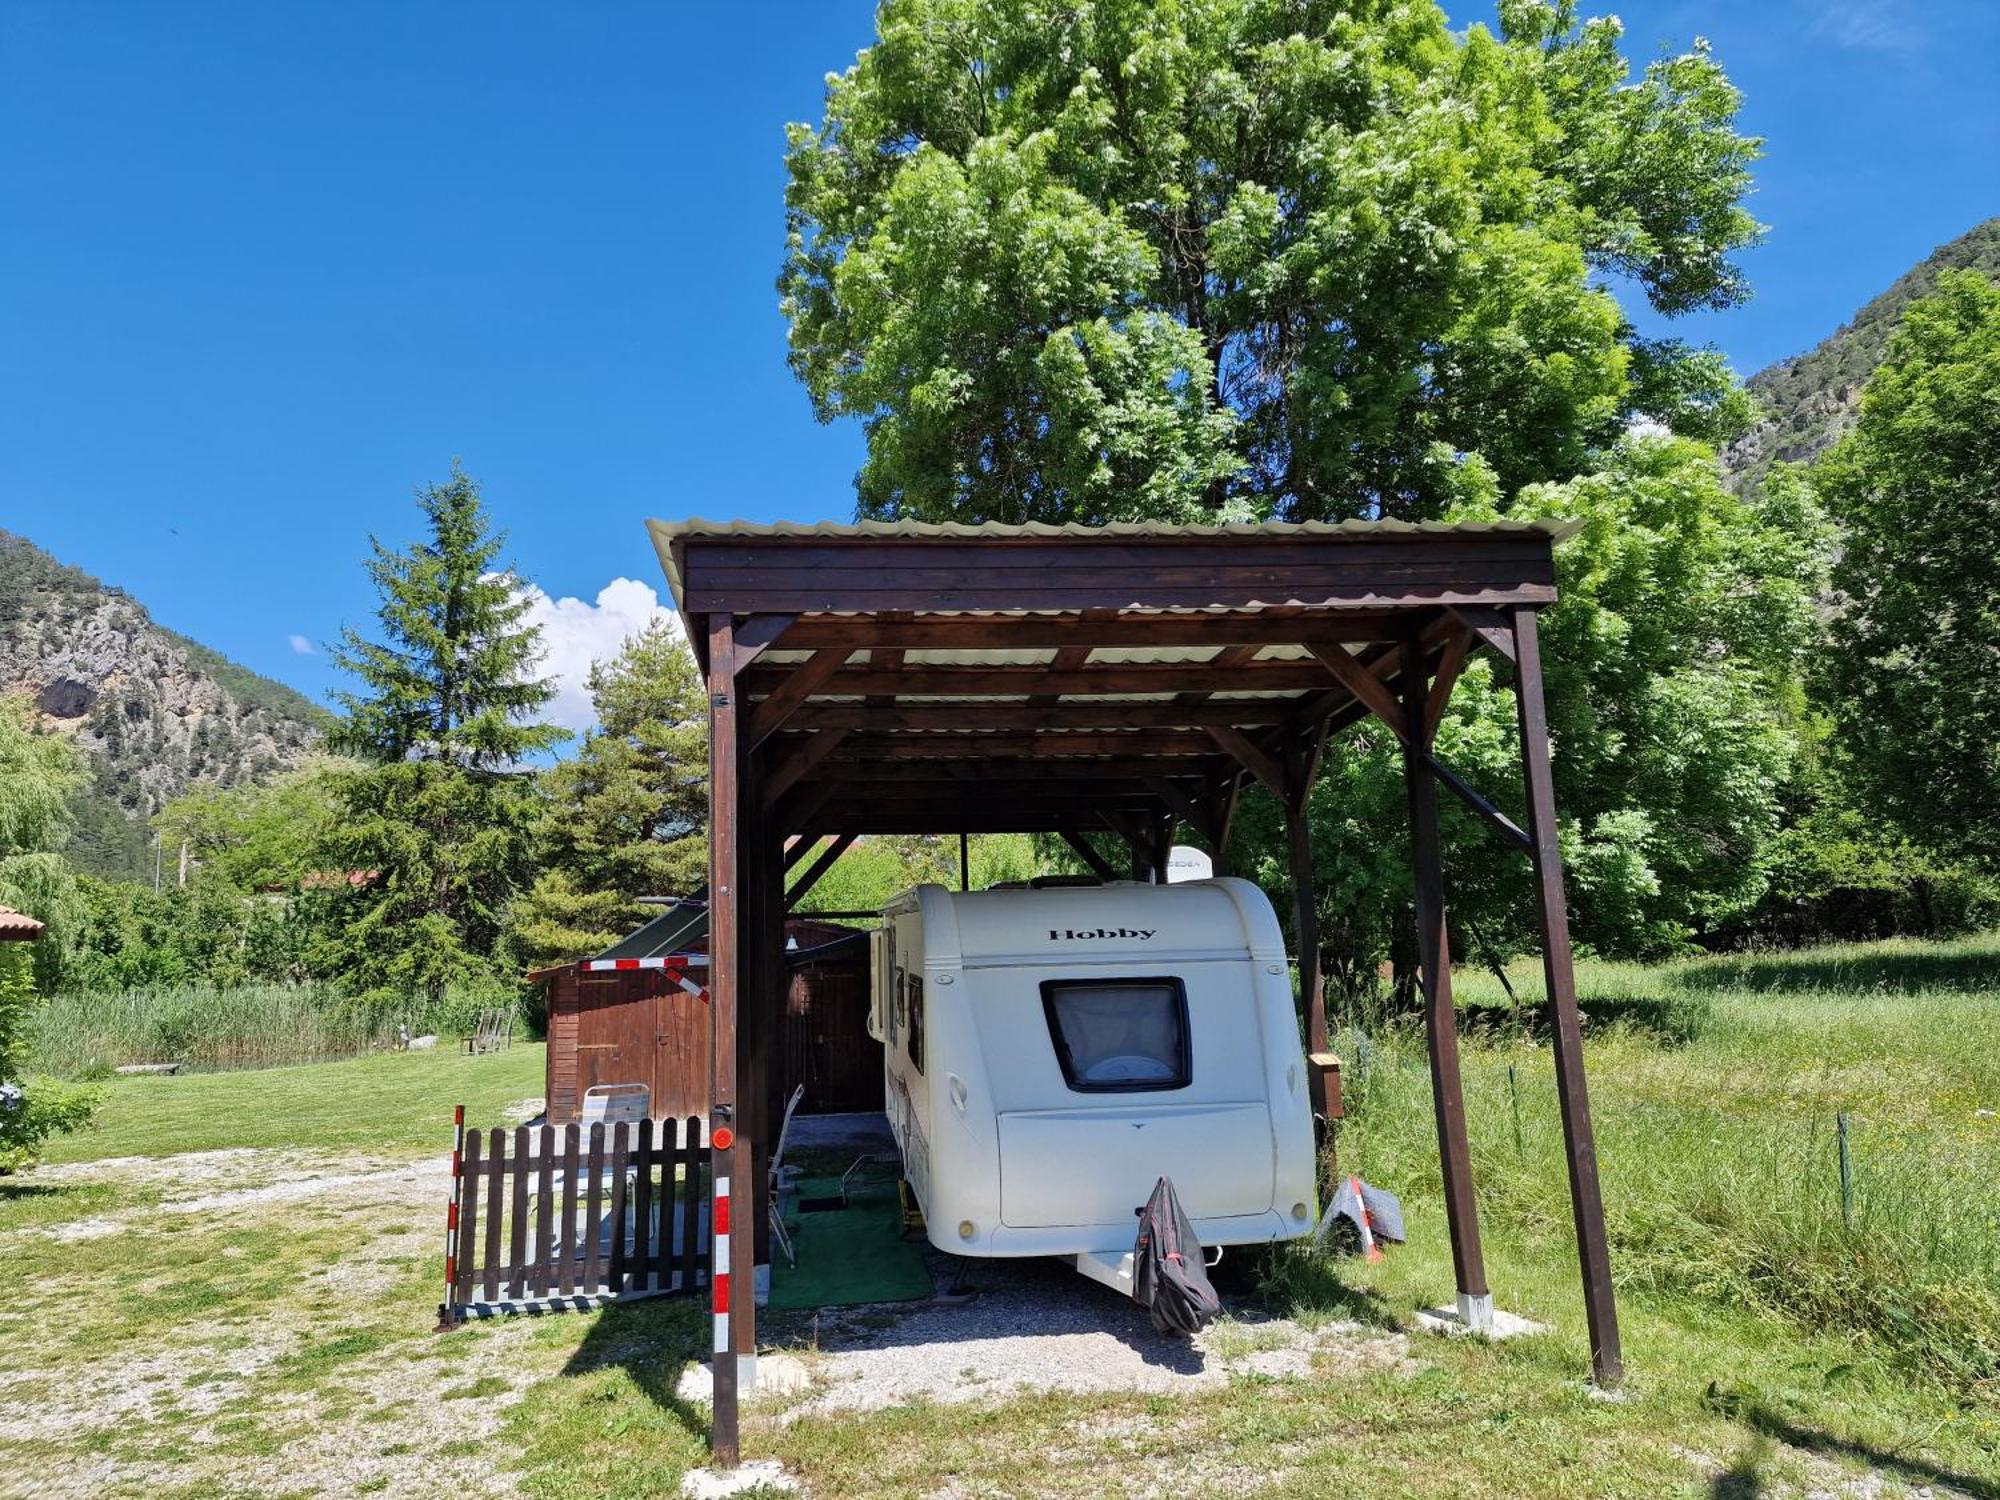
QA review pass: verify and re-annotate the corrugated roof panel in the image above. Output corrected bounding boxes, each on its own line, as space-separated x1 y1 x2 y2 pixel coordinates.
646 514 1578 614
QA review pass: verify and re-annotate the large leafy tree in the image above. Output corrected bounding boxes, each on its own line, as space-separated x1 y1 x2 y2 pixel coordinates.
0 696 96 1167
152 756 352 894
1815 271 2000 866
782 0 1759 522
511 621 709 969
1232 438 1825 977
321 466 563 1003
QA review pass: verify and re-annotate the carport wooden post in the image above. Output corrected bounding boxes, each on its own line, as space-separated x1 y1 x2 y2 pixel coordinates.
1510 607 1623 1387
1399 638 1490 1331
704 613 749 1469
1279 736 1333 1137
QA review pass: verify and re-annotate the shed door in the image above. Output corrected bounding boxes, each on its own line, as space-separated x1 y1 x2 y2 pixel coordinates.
575 977 653 1105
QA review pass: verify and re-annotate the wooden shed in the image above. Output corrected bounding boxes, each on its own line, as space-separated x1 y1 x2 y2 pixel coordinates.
535 903 874 1125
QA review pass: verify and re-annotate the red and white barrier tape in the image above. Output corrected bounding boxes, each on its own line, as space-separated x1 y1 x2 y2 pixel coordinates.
580 953 710 1003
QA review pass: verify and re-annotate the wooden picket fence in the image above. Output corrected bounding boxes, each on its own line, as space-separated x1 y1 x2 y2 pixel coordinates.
440 1116 710 1325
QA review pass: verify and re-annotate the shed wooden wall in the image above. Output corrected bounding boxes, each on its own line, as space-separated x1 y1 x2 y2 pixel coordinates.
541 921 874 1124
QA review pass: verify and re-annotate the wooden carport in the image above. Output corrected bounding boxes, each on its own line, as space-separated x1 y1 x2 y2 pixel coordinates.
648 517 1620 1468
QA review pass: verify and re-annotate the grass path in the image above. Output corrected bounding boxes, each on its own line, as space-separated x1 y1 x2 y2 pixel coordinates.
4 942 1998 1497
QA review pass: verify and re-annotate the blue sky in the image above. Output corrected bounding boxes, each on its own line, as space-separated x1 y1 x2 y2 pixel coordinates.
2 1 1994 725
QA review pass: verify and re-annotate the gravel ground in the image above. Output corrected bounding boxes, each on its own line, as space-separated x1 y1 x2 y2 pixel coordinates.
752 1249 1414 1418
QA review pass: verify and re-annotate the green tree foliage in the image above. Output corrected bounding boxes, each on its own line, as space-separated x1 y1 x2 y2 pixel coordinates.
512 622 709 968
0 698 84 977
152 757 352 893
58 874 333 991
1232 438 1825 980
0 696 97 1166
794 834 1038 915
1814 271 2000 867
320 467 562 1002
782 0 1759 522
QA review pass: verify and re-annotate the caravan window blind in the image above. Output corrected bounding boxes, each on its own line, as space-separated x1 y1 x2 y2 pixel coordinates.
1039 978 1190 1092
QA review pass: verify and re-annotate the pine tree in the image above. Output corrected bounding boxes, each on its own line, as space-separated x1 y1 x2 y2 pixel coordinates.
321 466 563 1004
511 620 707 968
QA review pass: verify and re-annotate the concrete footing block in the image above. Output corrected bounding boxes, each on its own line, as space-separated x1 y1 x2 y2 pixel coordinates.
675 1353 815 1406
680 1458 797 1497
1413 1298 1549 1341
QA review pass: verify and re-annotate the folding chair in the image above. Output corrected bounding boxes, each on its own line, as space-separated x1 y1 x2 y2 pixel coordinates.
768 1084 806 1269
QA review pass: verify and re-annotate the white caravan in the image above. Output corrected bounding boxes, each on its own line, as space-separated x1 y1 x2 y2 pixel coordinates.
869 878 1318 1293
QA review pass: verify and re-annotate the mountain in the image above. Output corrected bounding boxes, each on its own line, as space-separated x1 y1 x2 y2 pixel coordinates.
0 531 331 879
1723 218 2000 492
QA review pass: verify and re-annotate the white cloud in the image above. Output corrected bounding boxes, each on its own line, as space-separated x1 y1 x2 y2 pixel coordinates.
288 633 316 655
1809 1 1923 54
513 576 677 733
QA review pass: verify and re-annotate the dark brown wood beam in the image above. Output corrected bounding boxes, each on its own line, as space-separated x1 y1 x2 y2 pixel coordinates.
1511 605 1621 1387
741 659 1334 698
1448 605 1518 663
746 650 851 748
1306 641 1531 854
1205 726 1287 801
768 612 1426 652
726 613 798 673
789 702 1293 733
825 731 1222 760
1306 642 1406 729
1425 628 1474 739
761 728 850 805
1059 829 1121 882
824 757 1217 783
1400 634 1490 1325
784 832 857 909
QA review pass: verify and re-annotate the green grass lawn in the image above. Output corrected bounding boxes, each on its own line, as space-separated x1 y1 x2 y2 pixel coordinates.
35 1042 547 1163
4 939 1997 1498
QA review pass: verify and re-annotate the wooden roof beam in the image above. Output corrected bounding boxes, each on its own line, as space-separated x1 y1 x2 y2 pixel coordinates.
789 702 1293 733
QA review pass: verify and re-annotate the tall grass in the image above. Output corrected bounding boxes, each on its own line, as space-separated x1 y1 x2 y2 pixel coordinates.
26 983 512 1076
1334 932 2000 1394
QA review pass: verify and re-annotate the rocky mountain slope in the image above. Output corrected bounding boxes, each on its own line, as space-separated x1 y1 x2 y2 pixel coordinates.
0 531 329 878
1724 217 2000 492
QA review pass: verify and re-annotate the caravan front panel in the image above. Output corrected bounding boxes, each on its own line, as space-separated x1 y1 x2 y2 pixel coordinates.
879 879 1317 1261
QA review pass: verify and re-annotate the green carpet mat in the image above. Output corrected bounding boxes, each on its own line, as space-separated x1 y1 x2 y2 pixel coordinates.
768 1175 934 1309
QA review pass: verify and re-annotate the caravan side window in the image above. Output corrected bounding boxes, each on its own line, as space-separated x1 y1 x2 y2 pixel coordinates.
905 974 925 1075
1039 978 1190 1092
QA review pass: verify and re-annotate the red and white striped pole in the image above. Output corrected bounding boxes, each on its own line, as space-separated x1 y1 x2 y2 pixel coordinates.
710 1121 735 1360
437 1104 466 1329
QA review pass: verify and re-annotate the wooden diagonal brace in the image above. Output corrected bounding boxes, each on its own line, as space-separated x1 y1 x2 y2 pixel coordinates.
762 729 850 806
1059 829 1120 883
1205 725 1287 803
1425 628 1473 739
748 651 850 749
1447 606 1517 664
785 832 857 908
1305 642 1405 730
1308 636 1530 854
728 613 798 674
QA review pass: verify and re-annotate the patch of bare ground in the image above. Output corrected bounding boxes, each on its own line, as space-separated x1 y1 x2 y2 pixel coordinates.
0 1142 570 1499
1677 1443 1985 1500
760 1254 1413 1420
9 1146 450 1243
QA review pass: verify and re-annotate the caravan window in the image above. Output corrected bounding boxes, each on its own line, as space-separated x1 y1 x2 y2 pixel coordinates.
1039 978 1190 1092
